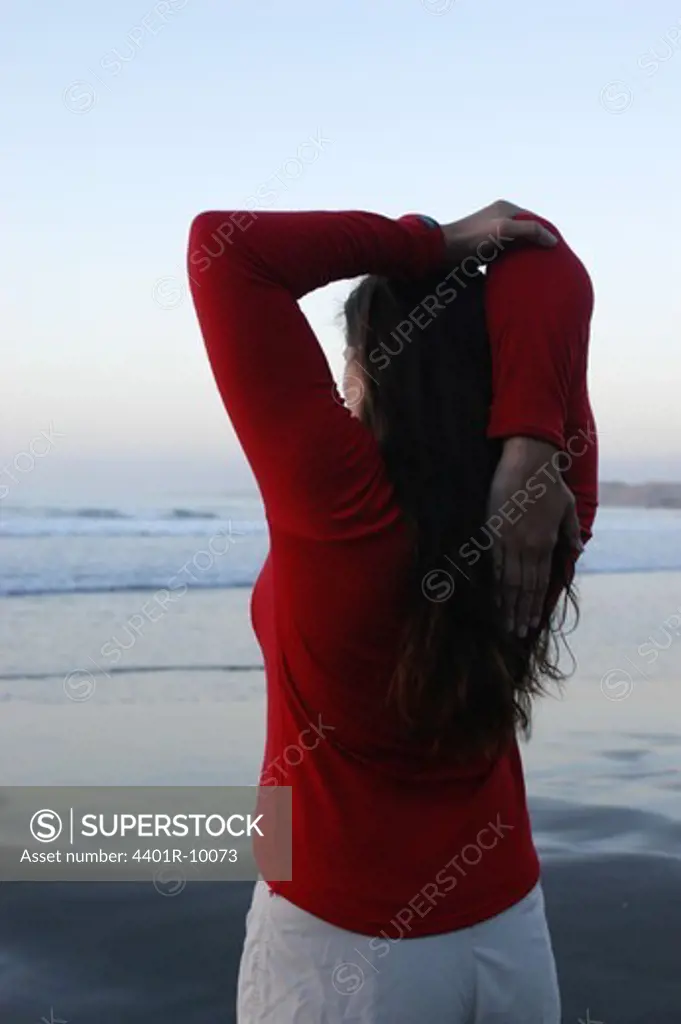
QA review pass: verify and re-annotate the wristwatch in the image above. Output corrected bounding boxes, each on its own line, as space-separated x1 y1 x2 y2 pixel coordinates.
416 215 440 230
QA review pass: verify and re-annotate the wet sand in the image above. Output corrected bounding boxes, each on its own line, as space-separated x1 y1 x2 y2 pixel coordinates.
1 847 680 1023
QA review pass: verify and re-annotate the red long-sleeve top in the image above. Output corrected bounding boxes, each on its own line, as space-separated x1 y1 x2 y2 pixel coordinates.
188 208 597 936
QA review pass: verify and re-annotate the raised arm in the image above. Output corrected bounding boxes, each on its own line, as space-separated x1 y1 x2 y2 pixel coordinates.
483 213 597 635
187 210 446 538
485 212 594 450
187 204 557 540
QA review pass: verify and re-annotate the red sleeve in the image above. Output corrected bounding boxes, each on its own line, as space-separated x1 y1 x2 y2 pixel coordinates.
485 211 598 545
187 210 446 537
485 212 594 450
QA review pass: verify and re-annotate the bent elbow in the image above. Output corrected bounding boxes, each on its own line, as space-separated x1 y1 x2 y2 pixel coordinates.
188 210 256 276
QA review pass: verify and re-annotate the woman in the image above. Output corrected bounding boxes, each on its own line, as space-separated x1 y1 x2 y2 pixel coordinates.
187 200 597 1023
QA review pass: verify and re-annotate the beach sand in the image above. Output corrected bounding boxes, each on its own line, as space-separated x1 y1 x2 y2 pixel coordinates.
0 573 680 1021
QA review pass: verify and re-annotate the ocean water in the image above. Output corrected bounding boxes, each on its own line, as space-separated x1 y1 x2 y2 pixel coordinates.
2 500 681 598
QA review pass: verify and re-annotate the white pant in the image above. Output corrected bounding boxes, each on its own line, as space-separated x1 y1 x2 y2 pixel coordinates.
237 880 561 1023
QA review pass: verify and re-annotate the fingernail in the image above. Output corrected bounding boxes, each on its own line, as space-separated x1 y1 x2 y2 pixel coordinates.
542 230 558 246
530 617 541 630
517 625 528 639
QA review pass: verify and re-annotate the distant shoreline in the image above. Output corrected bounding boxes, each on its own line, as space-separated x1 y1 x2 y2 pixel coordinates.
221 483 681 510
598 482 681 509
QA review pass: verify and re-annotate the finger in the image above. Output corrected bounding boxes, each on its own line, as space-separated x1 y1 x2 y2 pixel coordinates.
491 199 525 219
502 550 523 634
562 500 584 555
515 554 538 639
529 553 552 631
499 217 558 248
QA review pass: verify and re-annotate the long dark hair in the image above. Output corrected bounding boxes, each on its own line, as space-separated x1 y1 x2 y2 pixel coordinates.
343 267 575 761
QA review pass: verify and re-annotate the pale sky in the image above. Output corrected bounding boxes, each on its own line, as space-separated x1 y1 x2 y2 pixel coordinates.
3 0 681 500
